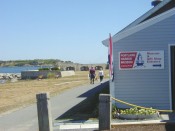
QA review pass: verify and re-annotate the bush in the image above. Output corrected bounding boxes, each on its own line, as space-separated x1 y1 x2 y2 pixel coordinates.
51 67 60 70
112 104 118 118
38 68 49 71
47 72 55 79
38 67 60 71
120 107 158 115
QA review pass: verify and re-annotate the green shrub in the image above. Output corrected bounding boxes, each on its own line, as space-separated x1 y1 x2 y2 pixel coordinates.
112 104 118 118
51 67 60 70
38 67 60 71
47 72 55 78
120 107 158 115
38 68 49 71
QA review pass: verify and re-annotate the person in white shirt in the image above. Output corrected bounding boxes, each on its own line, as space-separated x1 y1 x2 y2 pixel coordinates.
98 68 104 83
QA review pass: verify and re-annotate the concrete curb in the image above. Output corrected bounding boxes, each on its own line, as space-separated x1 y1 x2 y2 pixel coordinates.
53 120 98 130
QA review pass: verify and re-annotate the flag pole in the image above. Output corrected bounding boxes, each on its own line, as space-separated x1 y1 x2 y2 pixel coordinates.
108 33 113 80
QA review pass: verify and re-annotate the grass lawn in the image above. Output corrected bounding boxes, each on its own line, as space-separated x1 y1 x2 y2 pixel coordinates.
0 70 109 115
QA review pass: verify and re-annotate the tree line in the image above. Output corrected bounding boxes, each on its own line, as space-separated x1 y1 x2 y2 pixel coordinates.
0 59 75 67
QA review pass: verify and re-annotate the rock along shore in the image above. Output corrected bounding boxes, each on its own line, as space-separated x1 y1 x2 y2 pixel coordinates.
0 73 21 83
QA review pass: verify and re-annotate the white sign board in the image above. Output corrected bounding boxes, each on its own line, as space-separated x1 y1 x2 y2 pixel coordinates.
119 51 164 70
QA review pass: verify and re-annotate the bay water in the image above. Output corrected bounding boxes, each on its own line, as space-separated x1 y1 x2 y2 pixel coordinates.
0 66 51 73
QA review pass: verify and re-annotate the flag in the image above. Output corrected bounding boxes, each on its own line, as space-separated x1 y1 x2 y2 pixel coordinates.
108 33 113 80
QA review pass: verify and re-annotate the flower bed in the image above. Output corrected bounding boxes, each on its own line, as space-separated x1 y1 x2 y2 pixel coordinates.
117 113 159 120
113 106 160 120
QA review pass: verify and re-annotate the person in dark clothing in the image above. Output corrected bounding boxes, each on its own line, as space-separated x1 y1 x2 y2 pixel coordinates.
89 66 96 84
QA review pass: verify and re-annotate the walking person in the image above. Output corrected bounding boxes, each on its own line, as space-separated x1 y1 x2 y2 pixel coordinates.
89 66 96 84
98 68 104 84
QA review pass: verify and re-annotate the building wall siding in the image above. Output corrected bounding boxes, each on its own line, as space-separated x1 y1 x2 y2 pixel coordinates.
112 14 175 110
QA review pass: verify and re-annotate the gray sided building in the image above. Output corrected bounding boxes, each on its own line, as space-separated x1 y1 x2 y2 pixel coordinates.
102 0 175 110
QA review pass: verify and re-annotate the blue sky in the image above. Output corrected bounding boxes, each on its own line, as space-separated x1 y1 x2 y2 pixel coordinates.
0 0 152 64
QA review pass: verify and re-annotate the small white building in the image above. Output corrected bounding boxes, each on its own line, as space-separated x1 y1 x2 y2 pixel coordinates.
102 0 175 110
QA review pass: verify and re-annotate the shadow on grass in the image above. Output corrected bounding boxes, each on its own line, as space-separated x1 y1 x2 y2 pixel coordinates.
55 81 109 121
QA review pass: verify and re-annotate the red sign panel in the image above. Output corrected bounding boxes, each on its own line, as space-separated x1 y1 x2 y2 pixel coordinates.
120 52 137 69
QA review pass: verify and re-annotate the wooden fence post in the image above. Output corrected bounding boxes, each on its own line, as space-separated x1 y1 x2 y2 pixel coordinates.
36 92 53 131
99 94 111 130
